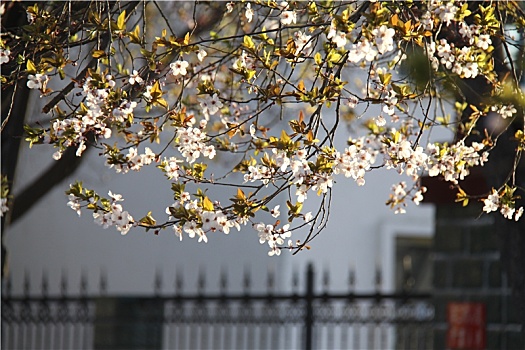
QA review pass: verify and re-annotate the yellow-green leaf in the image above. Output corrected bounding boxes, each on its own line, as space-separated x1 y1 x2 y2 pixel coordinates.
157 98 169 109
237 188 246 201
92 50 107 59
117 11 126 31
128 25 141 44
243 35 255 50
314 52 322 66
203 196 214 211
150 80 163 99
26 59 36 74
280 129 291 143
139 211 157 226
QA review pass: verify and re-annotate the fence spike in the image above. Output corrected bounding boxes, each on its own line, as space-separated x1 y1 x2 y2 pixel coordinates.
60 269 68 297
243 265 251 293
41 270 49 297
323 267 330 292
197 267 206 294
348 265 355 291
24 270 30 297
375 266 382 291
154 268 163 295
220 267 227 294
292 267 299 292
80 269 88 296
99 268 107 295
175 267 183 294
267 265 275 293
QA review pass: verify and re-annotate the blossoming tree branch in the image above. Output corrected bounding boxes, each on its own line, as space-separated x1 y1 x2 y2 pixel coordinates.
1 1 524 256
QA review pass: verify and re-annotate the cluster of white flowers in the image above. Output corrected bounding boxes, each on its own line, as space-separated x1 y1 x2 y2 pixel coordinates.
412 187 427 205
433 1 458 25
420 11 434 31
244 164 275 185
491 104 517 119
333 139 378 186
372 25 396 54
167 197 241 243
160 157 183 180
382 89 398 116
427 141 488 184
66 194 82 216
243 147 335 204
129 70 144 85
483 189 524 221
176 125 216 163
199 94 223 119
293 31 313 59
347 38 378 63
254 222 291 256
436 39 455 69
106 147 156 174
51 76 122 159
327 20 348 48
384 133 429 181
346 24 396 64
452 48 479 79
387 182 427 213
126 147 156 171
389 181 409 214
420 3 495 80
112 100 137 123
93 191 134 235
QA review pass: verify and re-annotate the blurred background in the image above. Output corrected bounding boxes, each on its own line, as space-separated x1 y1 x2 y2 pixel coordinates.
2 2 523 349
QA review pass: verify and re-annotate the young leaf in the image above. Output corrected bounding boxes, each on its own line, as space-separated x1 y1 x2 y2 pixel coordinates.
243 35 255 50
203 196 214 211
26 59 36 74
117 10 126 31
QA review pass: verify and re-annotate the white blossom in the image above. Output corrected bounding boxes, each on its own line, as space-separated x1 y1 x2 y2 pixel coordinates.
170 60 190 76
280 10 296 25
483 189 500 213
197 49 207 62
0 198 8 217
245 3 254 23
129 70 143 85
27 73 48 90
0 48 10 64
372 25 395 54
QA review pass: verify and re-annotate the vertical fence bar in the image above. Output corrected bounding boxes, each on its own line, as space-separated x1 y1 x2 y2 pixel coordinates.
304 263 314 350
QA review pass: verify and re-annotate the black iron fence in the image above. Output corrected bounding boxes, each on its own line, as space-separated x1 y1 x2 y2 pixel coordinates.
2 264 435 349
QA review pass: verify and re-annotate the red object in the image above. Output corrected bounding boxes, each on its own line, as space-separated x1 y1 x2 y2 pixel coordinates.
447 302 486 350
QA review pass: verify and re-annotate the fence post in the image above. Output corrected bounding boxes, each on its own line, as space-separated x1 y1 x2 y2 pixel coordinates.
305 263 314 350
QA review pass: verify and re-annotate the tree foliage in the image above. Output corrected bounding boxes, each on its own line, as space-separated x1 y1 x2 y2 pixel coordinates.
1 1 524 256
